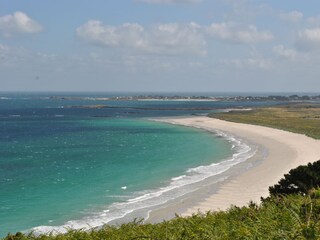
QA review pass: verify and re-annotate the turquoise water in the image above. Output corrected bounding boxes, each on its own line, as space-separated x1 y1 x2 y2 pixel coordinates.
0 92 270 236
0 117 233 236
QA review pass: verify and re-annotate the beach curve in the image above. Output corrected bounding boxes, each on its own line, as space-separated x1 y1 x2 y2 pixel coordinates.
153 116 320 216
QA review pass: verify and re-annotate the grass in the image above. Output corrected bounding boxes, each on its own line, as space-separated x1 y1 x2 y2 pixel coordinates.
209 103 320 139
4 194 320 240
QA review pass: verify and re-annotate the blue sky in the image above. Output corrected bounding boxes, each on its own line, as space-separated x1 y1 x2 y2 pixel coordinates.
1 0 320 92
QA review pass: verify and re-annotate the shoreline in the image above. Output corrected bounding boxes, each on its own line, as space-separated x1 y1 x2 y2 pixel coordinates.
28 115 320 235
147 116 320 221
30 116 251 235
30 116 261 235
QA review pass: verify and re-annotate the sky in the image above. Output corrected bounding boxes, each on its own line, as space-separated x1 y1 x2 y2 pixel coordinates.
1 0 320 92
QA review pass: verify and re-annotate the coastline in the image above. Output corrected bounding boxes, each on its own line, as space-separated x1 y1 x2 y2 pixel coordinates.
148 116 320 221
25 115 320 235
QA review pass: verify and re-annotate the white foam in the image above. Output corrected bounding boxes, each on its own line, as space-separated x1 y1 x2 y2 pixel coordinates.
30 130 256 235
171 175 186 181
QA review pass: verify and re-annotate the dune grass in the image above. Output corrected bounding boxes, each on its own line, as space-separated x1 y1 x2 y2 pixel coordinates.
209 103 320 139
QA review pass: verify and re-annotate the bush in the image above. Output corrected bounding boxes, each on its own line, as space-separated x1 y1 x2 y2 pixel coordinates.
269 160 320 196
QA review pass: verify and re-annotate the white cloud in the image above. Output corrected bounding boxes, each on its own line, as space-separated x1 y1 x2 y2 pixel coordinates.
273 45 297 60
76 21 207 56
280 11 303 22
206 22 274 44
0 11 43 37
296 28 320 51
149 23 206 55
76 21 145 48
135 0 201 4
76 20 275 57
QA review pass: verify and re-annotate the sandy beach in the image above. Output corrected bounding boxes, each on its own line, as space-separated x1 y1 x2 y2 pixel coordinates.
150 116 320 218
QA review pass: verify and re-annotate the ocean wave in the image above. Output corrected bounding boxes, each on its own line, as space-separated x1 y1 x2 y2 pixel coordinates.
171 175 187 181
31 130 256 235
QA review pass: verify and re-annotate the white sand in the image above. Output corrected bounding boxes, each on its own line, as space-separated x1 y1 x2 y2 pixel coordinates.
158 116 320 215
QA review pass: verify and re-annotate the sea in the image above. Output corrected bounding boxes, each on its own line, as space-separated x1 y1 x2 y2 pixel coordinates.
0 92 287 236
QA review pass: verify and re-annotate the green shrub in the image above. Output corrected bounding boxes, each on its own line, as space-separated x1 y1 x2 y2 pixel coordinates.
269 160 320 196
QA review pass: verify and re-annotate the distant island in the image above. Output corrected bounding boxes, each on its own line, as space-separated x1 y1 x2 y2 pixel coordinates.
47 94 320 102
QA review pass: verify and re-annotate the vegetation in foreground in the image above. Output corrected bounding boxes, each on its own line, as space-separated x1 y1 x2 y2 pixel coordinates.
4 195 320 240
209 103 320 139
4 160 320 240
